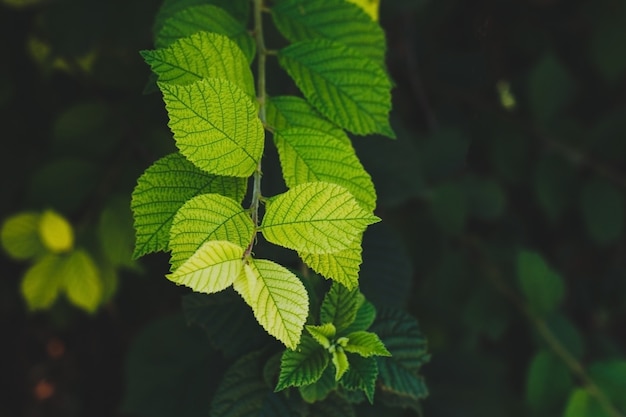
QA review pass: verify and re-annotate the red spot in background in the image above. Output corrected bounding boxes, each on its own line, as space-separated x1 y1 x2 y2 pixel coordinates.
34 379 55 400
46 337 65 359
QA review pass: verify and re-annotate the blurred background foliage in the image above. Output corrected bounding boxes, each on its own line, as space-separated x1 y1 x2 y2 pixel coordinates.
1 0 625 416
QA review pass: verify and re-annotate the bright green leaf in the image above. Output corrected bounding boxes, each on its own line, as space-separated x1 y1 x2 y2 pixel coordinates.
525 349 573 411
142 31 255 98
262 182 380 254
299 364 337 403
278 39 394 137
1 212 44 260
167 240 244 293
331 347 349 380
306 323 336 349
320 282 361 332
341 355 378 403
39 209 74 253
266 95 342 135
159 78 264 177
271 0 385 64
156 5 255 62
62 249 102 313
168 193 254 269
344 331 391 357
21 254 65 310
273 127 376 211
234 259 309 349
276 335 329 391
517 250 564 316
131 153 246 258
299 238 363 290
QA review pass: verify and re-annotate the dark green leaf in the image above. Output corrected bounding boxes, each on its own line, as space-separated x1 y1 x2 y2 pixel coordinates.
276 335 330 391
320 283 361 332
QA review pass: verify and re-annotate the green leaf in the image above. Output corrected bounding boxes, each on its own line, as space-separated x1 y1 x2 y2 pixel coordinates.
234 259 309 349
276 335 330 391
525 349 573 411
299 365 337 403
528 53 575 123
122 314 221 417
320 282 361 332
62 249 102 313
306 323 336 349
341 355 378 403
98 196 135 268
262 182 380 254
331 347 349 380
299 238 363 290
344 331 391 357
516 250 564 316
278 39 393 137
168 193 255 269
273 127 376 211
308 394 355 417
266 95 342 135
370 309 430 403
131 153 246 258
580 178 624 245
589 360 626 411
167 240 244 293
343 299 376 334
159 78 264 178
39 209 74 253
142 31 255 98
1 212 45 260
271 0 385 65
182 291 268 357
210 350 269 417
563 388 611 417
20 254 65 310
156 5 255 62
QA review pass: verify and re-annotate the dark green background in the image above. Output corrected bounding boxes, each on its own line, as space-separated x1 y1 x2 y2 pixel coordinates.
1 0 625 416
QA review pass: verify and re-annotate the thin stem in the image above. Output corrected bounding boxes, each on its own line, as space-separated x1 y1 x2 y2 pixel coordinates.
463 236 624 417
246 0 268 257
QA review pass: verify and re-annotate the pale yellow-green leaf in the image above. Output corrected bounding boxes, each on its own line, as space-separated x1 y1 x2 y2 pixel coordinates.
21 254 65 310
262 182 380 254
62 249 102 313
332 347 350 380
1 212 44 260
299 237 362 289
167 240 244 294
234 259 308 349
168 193 255 269
159 78 264 178
39 210 74 253
346 0 379 21
306 323 336 349
142 31 255 98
